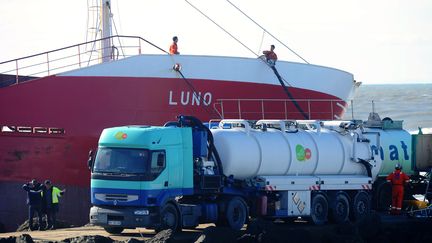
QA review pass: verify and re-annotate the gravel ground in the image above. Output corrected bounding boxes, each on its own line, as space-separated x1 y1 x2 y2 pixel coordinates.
1 213 432 243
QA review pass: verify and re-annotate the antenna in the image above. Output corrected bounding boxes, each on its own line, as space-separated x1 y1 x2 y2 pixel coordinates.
101 0 113 63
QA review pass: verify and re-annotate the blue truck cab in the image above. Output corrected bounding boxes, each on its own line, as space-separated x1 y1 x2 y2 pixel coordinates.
89 124 196 233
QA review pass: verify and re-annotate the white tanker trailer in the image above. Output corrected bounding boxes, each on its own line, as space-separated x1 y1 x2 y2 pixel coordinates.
213 119 380 179
208 118 382 225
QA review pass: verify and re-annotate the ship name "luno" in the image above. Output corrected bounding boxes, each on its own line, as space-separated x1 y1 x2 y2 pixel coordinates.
169 90 212 106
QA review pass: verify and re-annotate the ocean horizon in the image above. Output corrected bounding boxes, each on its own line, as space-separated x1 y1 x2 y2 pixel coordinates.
343 83 432 132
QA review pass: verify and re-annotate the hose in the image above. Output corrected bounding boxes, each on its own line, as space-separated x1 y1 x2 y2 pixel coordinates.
178 115 224 176
271 66 309 119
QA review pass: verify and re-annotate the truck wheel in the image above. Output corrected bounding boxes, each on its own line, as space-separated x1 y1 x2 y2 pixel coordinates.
351 191 370 221
311 193 328 225
329 193 350 224
225 197 248 230
159 203 181 232
104 227 124 234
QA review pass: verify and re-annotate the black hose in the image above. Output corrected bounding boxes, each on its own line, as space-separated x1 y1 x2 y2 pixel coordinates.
164 121 180 127
271 66 309 119
178 115 224 176
175 70 220 118
358 158 372 177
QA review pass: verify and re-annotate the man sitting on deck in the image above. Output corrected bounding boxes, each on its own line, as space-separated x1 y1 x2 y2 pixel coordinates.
263 44 278 66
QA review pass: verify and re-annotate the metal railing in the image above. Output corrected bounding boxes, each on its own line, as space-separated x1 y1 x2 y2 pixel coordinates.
0 35 167 87
213 98 347 120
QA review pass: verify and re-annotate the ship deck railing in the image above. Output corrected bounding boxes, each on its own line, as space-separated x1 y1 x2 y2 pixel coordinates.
213 98 346 120
0 35 162 88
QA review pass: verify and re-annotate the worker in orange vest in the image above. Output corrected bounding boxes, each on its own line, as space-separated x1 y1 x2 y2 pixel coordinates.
169 36 180 55
263 45 278 66
386 163 410 215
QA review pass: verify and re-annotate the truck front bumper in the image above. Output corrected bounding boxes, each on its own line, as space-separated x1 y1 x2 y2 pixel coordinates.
90 206 160 229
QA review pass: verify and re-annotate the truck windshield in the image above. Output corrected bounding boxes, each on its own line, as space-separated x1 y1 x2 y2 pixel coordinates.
93 147 149 174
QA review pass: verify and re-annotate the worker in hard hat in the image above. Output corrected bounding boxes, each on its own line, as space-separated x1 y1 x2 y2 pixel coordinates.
386 163 410 215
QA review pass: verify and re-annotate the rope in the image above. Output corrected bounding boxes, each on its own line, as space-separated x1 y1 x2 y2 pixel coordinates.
184 0 259 57
258 30 265 54
225 0 310 64
112 19 126 58
184 0 303 116
171 61 220 118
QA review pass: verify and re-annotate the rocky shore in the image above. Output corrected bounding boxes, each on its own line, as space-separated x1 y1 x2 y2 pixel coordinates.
1 213 432 243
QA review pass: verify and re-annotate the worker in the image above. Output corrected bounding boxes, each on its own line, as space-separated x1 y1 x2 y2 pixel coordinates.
22 179 44 230
386 163 410 215
263 45 278 66
42 180 66 230
169 36 180 55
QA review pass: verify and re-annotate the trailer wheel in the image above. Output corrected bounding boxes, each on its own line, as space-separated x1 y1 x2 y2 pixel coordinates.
158 203 181 232
351 191 371 221
104 227 124 234
311 193 328 225
329 193 350 224
225 197 248 230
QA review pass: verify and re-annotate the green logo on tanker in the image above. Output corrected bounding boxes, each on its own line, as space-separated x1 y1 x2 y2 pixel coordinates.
296 144 312 161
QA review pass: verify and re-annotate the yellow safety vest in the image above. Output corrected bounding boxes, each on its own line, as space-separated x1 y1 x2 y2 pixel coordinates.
41 187 62 204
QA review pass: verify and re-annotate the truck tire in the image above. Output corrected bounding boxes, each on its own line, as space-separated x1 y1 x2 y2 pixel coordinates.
351 191 371 221
329 193 350 224
104 227 124 234
225 197 248 230
311 193 328 225
158 203 181 232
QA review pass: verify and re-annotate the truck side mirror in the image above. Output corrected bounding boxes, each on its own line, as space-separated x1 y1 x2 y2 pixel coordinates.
88 150 94 170
157 153 165 167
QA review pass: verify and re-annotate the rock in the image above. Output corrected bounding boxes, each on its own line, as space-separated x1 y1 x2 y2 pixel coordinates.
194 226 238 243
145 229 174 243
0 234 34 243
15 234 34 243
16 217 75 232
123 238 145 243
61 235 113 243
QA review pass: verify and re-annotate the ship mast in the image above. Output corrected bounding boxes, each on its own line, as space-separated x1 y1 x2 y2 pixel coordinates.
101 0 113 63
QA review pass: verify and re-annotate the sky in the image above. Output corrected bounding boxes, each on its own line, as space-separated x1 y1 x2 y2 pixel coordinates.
1 0 431 84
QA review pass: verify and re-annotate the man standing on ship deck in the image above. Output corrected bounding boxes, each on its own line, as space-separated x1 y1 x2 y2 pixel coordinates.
169 36 180 55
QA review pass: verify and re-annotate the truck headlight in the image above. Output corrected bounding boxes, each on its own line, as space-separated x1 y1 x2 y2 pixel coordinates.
134 209 149 215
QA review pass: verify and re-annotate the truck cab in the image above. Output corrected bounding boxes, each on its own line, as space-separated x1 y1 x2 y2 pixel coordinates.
89 125 194 233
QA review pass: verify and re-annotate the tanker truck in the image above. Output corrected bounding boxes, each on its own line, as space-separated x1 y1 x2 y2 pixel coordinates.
88 114 431 233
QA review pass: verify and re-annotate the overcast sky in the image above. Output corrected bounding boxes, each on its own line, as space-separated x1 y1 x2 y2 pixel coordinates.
1 0 431 84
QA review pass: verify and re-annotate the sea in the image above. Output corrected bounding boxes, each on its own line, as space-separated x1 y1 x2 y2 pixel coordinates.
342 83 432 133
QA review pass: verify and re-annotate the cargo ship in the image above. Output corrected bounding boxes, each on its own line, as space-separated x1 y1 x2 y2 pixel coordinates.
0 1 358 231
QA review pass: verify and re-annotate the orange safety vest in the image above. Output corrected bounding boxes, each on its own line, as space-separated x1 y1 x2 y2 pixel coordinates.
169 43 178 55
263 50 278 61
